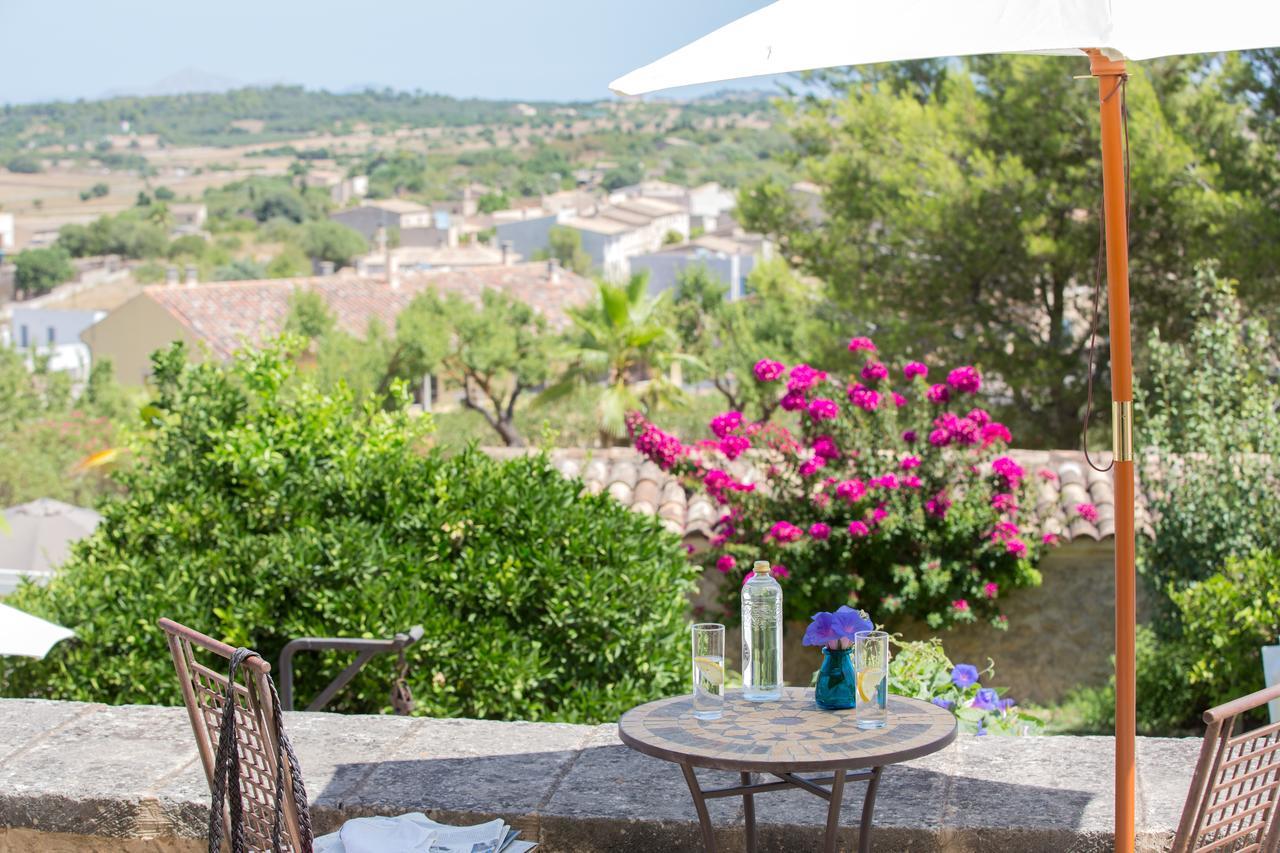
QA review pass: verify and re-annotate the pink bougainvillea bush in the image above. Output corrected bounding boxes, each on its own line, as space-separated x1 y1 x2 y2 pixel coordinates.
628 338 1049 630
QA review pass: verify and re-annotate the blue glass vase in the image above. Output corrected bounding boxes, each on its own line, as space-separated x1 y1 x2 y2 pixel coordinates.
814 647 856 710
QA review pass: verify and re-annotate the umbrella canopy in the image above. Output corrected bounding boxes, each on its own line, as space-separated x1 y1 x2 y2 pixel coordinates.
610 0 1280 95
0 499 103 595
0 603 74 658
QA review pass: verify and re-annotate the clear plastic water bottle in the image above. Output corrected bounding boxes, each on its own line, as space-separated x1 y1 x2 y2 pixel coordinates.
741 560 783 701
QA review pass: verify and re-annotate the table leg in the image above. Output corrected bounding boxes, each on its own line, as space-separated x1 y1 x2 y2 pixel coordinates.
741 771 757 853
857 766 884 853
823 769 846 853
680 762 717 852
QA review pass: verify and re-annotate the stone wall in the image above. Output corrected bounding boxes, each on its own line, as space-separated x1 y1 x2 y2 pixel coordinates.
0 698 1199 852
701 538 1152 705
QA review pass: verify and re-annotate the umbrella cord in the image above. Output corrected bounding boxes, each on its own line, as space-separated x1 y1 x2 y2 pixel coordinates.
1082 73 1129 474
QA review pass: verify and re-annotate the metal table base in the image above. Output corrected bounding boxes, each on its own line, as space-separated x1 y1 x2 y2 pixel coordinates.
679 762 884 853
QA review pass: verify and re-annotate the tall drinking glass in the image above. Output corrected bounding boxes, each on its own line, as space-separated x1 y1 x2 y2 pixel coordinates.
855 630 889 729
691 623 726 720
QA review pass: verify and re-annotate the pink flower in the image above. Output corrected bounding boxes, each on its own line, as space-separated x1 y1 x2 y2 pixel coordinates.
1038 468 1059 482
767 521 804 544
927 383 951 404
1005 538 1028 557
984 582 999 599
788 363 828 393
946 366 982 394
902 474 923 489
928 428 951 447
719 435 750 460
836 479 867 502
772 564 791 579
1042 533 1059 545
779 389 807 411
871 504 889 524
753 359 786 382
860 361 889 383
952 599 970 612
710 410 743 438
891 392 907 408
703 469 755 504
848 520 871 538
808 523 831 541
992 456 1025 489
808 397 839 421
991 493 1018 513
848 336 877 353
900 455 921 470
812 492 831 509
812 435 841 459
903 361 928 380
847 383 880 411
628 412 685 470
980 422 1012 447
870 474 900 490
967 408 992 426
926 492 952 519
799 456 826 477
991 521 1021 541
902 429 918 444
1076 502 1099 523
716 554 737 574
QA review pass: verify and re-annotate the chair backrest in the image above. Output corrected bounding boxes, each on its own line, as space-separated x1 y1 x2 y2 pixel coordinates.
1172 682 1280 853
159 617 305 851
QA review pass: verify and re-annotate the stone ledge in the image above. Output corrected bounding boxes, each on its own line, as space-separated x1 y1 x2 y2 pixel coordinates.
0 698 1199 852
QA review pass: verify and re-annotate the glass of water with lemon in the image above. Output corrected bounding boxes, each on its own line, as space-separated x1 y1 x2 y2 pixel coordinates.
855 630 889 729
691 623 726 720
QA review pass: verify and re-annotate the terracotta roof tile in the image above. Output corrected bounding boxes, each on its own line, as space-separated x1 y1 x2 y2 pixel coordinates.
484 447 1155 546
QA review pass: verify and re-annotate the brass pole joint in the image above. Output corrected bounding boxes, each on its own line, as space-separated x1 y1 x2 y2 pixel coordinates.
1112 401 1133 462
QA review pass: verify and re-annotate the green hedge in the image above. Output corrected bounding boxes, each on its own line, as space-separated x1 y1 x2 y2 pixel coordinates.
1 342 699 724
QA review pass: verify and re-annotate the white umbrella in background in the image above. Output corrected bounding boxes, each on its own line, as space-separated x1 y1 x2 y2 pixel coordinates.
0 499 103 595
611 3 1280 849
0 602 74 658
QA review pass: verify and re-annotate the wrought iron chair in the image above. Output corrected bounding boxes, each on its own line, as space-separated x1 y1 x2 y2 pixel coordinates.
1171 682 1280 852
159 617 311 851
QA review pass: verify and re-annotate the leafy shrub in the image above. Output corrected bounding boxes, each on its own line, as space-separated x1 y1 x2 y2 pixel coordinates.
0 342 699 724
889 638 1041 735
629 336 1047 629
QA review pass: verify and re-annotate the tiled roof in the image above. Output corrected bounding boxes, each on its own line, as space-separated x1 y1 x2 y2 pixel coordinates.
145 263 594 358
484 447 1153 545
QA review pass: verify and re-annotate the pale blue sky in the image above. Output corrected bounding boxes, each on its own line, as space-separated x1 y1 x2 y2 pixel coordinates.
2 0 779 104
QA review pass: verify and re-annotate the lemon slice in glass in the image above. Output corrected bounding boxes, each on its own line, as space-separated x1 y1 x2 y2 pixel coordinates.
694 656 725 686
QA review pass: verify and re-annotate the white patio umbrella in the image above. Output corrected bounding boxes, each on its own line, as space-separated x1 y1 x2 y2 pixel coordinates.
611 3 1280 849
0 603 75 659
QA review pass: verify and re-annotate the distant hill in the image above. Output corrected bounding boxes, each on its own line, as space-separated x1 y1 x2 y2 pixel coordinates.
99 68 245 99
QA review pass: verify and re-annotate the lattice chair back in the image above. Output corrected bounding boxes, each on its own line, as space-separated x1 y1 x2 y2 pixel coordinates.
159 618 311 852
1172 682 1280 853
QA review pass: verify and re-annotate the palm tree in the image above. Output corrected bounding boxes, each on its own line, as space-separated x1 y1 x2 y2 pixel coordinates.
542 273 697 446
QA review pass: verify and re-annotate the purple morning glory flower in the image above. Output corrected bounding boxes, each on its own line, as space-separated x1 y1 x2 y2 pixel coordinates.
833 605 874 639
971 688 1001 711
803 612 839 647
931 697 954 710
976 719 988 736
950 664 979 688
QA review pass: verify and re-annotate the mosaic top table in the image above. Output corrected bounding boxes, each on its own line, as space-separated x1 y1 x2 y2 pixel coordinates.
618 686 956 853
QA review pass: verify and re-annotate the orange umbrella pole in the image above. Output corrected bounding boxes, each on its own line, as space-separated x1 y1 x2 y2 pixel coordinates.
1089 48 1136 853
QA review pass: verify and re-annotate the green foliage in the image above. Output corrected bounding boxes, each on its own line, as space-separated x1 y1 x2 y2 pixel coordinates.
388 289 554 446
5 153 41 173
214 257 267 281
204 177 330 226
739 56 1280 448
1138 265 1280 594
602 162 643 192
153 186 176 202
889 638 1042 735
284 290 336 341
545 274 693 443
267 245 311 279
476 192 510 214
166 234 208 260
79 182 109 202
537 225 592 276
673 258 839 422
13 247 74 297
298 220 367 267
0 342 699 723
57 210 168 259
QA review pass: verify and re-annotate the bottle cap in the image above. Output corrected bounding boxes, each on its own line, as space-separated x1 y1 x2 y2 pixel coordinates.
753 561 771 575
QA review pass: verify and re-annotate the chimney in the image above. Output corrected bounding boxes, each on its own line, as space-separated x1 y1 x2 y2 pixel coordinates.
319 260 336 276
547 257 561 282
165 265 180 286
501 240 514 266
388 255 400 290
184 264 198 287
